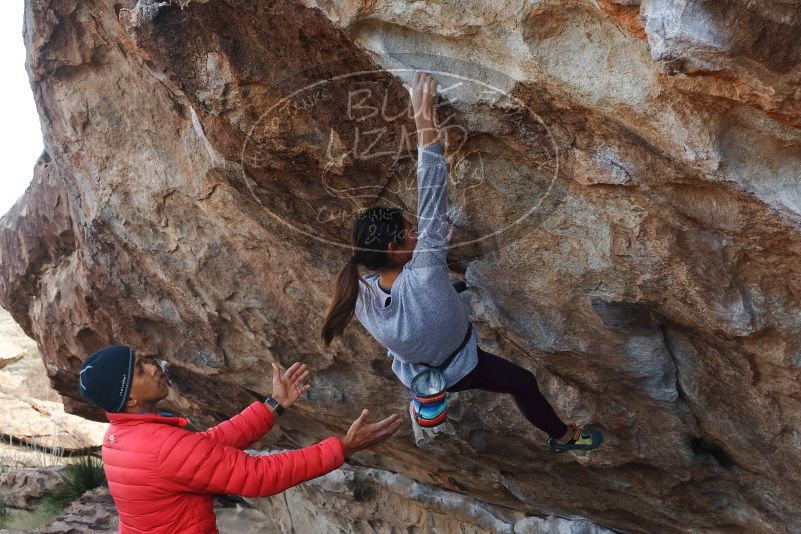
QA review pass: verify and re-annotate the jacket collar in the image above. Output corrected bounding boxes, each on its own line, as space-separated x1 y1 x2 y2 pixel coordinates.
106 411 189 427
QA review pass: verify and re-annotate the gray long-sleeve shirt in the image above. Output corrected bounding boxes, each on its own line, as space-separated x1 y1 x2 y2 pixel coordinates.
354 143 479 389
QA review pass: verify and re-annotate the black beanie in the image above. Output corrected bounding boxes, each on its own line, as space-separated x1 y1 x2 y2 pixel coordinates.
78 345 136 413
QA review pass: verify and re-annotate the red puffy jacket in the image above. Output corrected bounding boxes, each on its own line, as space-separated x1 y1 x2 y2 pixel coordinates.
102 401 344 533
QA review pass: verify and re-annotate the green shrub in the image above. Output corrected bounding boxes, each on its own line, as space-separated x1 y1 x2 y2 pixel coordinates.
46 455 106 509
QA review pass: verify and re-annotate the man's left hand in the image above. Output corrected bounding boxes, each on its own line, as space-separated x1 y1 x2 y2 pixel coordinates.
271 362 311 410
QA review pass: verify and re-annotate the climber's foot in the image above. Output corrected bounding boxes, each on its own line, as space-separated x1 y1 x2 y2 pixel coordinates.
547 423 603 453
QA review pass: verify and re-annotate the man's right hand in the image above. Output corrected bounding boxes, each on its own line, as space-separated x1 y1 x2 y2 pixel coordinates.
342 409 402 457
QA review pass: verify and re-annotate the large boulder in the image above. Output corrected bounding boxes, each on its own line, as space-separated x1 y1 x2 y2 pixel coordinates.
2 0 801 531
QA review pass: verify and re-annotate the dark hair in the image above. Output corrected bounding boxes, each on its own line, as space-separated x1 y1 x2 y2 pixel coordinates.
321 207 407 345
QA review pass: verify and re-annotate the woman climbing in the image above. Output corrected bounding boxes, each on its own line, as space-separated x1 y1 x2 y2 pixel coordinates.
321 71 602 453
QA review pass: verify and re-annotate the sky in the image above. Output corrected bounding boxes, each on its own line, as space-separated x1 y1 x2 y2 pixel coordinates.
0 1 45 218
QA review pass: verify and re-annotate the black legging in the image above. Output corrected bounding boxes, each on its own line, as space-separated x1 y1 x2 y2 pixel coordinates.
449 347 568 439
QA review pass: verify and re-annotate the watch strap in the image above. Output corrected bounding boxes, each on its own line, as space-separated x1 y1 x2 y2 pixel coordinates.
264 395 285 416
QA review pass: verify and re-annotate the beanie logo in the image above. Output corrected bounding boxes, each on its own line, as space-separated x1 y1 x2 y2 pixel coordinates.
79 365 93 390
118 374 128 399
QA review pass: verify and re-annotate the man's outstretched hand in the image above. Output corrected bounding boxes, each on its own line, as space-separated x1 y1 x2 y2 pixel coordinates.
271 362 311 410
342 409 402 457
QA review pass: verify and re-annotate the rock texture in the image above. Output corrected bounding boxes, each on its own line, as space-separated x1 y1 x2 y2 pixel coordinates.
0 487 118 534
0 486 275 534
248 450 612 534
2 0 801 532
0 305 36 370
0 467 63 510
0 393 105 453
0 309 106 457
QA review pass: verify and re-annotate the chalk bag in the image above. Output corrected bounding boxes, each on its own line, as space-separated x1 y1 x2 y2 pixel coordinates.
410 367 448 428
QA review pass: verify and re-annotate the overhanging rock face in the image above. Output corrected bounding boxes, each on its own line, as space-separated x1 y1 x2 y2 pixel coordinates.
2 0 801 531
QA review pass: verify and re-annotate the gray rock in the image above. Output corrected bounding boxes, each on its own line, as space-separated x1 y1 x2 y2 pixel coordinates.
0 467 63 510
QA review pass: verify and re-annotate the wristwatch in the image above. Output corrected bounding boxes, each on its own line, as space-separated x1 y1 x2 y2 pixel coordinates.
264 395 285 416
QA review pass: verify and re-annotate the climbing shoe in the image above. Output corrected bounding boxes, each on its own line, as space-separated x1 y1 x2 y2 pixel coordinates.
547 422 603 453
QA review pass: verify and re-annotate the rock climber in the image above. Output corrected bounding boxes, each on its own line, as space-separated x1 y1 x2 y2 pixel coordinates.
321 71 602 453
78 344 401 533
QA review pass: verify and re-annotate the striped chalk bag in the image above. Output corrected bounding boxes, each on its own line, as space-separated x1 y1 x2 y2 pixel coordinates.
411 367 448 427
410 323 473 428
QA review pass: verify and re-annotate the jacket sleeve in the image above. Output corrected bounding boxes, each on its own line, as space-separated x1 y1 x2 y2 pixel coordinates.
157 428 346 498
199 401 274 450
411 143 450 267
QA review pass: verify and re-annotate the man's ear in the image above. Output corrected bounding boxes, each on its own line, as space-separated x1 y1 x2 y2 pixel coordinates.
126 397 138 409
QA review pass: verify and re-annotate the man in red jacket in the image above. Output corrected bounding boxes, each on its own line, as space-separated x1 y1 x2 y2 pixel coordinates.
78 345 401 533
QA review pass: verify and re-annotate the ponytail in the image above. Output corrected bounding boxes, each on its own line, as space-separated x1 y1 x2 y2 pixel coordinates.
322 207 405 345
321 258 362 346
